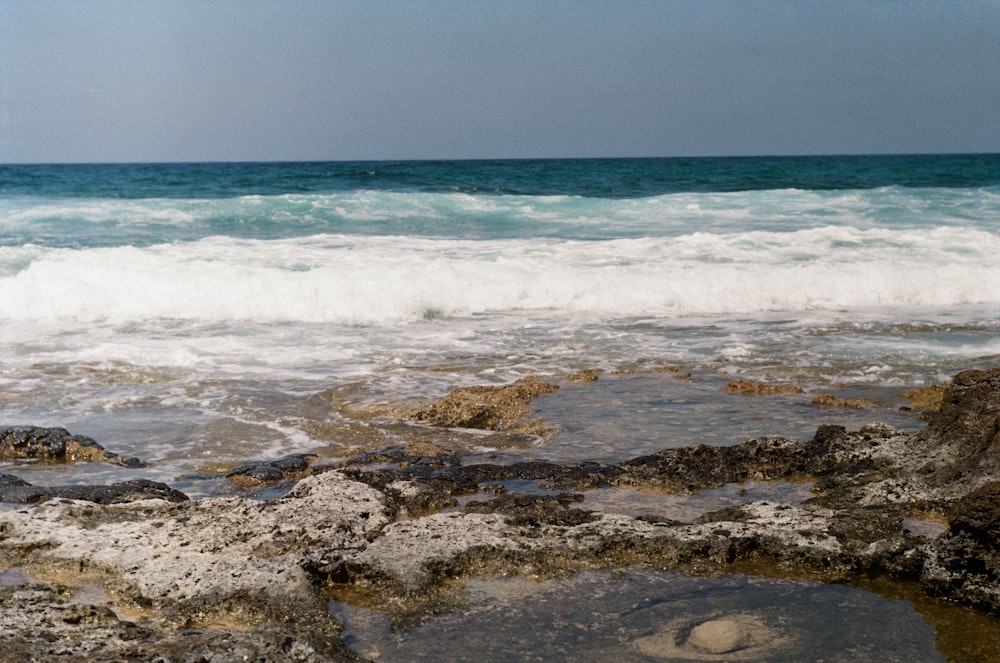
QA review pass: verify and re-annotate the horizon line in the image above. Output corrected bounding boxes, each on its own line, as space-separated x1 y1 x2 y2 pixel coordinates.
3 151 999 168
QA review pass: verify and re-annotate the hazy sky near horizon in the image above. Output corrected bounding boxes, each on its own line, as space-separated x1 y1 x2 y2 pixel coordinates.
2 0 999 163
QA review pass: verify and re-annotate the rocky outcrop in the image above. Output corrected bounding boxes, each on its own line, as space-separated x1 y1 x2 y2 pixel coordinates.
412 376 558 431
0 470 387 660
0 426 143 467
4 369 1000 658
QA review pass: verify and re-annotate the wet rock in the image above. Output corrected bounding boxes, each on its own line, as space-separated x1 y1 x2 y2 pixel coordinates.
0 583 358 662
907 368 1000 492
226 452 317 488
338 443 461 471
808 393 879 408
9 367 1000 655
0 473 188 504
904 384 946 413
412 376 558 431
634 613 784 660
0 426 144 467
723 380 804 396
609 363 691 379
948 481 1000 548
464 492 598 527
566 369 602 382
921 481 1000 613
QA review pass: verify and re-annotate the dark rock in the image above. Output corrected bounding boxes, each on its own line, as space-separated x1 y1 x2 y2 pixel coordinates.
0 426 145 467
226 453 317 488
911 368 1000 489
0 473 188 504
949 481 1000 548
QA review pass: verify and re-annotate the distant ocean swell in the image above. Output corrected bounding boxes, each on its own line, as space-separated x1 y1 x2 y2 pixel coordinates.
2 183 999 246
1 225 998 324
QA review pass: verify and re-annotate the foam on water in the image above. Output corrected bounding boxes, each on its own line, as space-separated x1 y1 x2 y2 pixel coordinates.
2 225 999 325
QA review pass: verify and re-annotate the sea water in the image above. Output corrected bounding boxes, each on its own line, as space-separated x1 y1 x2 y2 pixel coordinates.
4 155 1000 660
2 155 1000 489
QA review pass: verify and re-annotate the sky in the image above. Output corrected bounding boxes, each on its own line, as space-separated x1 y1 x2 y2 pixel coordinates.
2 0 999 163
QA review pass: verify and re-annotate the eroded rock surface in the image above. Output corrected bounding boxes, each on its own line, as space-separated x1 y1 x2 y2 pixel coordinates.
412 376 558 431
3 369 1000 658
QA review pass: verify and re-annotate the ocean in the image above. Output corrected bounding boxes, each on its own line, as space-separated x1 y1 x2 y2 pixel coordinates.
2 154 1000 494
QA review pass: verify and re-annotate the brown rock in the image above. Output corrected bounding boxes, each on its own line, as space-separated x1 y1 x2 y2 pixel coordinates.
723 380 804 396
567 369 602 382
412 376 558 430
808 394 878 408
948 481 1000 548
903 384 946 413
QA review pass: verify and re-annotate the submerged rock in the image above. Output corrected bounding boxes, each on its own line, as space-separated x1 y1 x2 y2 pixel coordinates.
687 616 762 654
722 380 804 396
808 393 879 408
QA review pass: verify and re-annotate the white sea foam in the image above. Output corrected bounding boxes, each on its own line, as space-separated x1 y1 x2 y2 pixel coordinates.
1 226 998 324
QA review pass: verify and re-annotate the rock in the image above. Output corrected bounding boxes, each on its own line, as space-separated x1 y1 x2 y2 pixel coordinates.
634 613 780 659
0 470 387 660
904 384 946 413
723 380 804 395
899 368 1000 494
0 426 144 467
688 617 755 653
0 583 357 662
464 492 598 527
0 473 188 504
808 393 879 408
226 452 317 488
412 376 558 430
948 481 1000 548
567 369 602 382
10 368 1000 656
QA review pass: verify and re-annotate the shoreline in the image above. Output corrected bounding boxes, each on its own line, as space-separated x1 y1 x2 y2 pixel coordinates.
1 369 1000 660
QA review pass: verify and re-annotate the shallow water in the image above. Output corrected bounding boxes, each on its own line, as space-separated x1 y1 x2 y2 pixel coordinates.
330 568 944 662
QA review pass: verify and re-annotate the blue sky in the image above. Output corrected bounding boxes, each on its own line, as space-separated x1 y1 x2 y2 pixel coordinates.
2 0 999 163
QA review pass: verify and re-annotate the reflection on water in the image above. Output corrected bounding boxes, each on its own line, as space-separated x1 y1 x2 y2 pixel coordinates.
330 568 942 662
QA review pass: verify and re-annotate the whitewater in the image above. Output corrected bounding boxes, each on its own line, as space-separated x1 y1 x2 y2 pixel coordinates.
1 155 999 493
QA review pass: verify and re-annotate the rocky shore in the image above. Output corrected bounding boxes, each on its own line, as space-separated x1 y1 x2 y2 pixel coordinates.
4 369 1000 660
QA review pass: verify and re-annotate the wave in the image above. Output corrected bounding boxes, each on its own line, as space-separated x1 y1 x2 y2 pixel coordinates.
2 185 1000 249
2 226 999 324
